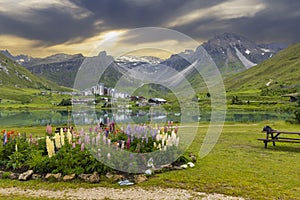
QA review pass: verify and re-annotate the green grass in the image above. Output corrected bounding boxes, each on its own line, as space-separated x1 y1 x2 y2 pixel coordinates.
0 121 299 199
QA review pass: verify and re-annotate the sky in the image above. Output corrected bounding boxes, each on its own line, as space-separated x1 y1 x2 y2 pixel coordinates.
0 0 299 58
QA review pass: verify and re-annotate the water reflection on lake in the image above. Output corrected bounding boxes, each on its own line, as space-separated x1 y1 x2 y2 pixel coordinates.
0 109 293 127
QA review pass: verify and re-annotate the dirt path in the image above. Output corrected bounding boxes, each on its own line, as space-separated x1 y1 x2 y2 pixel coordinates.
0 187 244 200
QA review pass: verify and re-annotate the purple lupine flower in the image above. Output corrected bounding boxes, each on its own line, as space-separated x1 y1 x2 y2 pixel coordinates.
126 129 130 136
78 138 82 145
130 153 134 160
146 137 149 144
80 129 84 136
85 135 90 144
80 143 85 151
3 131 7 145
105 129 109 138
126 124 131 132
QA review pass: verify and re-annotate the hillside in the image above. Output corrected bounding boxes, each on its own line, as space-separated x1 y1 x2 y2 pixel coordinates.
0 53 68 102
23 53 85 88
225 42 300 93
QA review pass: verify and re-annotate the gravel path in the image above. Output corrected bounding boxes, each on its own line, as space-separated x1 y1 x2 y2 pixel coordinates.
0 187 244 200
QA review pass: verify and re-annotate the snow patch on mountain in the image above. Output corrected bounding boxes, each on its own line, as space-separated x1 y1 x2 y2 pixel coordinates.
0 63 9 74
260 48 271 53
234 47 256 69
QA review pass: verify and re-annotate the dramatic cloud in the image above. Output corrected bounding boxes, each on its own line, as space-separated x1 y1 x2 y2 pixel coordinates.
166 0 266 27
0 0 299 57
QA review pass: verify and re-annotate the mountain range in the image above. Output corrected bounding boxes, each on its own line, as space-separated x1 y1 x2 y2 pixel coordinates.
0 32 294 96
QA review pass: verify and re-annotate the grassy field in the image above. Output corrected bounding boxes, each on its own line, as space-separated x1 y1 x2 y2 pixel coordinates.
0 121 299 199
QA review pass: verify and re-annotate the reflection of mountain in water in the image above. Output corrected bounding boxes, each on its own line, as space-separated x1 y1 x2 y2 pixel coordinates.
0 109 292 127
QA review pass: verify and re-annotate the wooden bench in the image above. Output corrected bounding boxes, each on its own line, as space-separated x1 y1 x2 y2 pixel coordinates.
258 128 300 148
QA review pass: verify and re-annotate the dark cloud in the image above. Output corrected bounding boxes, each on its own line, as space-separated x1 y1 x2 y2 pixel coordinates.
171 0 300 44
0 0 299 48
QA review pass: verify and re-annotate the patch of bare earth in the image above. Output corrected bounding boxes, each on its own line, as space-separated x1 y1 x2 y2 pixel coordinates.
0 187 244 200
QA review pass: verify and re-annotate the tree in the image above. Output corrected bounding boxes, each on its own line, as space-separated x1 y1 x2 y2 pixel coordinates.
58 98 72 106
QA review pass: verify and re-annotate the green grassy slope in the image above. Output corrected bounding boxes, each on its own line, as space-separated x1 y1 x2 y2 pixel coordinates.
0 53 64 90
0 53 71 102
225 42 300 93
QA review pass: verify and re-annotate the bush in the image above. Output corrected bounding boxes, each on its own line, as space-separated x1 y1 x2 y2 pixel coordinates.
0 123 185 176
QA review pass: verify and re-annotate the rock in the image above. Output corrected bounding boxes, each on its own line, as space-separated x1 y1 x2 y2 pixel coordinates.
78 174 91 182
187 162 195 168
18 170 34 181
32 174 42 180
79 172 100 183
45 173 62 180
89 172 100 183
0 171 5 179
63 174 76 181
180 164 188 169
145 169 152 175
134 174 147 183
105 172 113 179
189 152 197 162
9 173 19 180
173 166 183 170
112 174 124 182
190 155 197 163
161 164 173 170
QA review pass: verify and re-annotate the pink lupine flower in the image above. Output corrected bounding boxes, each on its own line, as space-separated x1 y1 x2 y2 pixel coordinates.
126 137 131 149
175 125 179 134
72 142 76 148
96 134 100 145
164 126 168 133
46 124 52 135
80 143 85 151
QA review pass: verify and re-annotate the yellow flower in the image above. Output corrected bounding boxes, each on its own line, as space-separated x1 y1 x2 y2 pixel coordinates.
67 129 72 144
55 133 61 149
46 136 55 158
60 131 65 146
